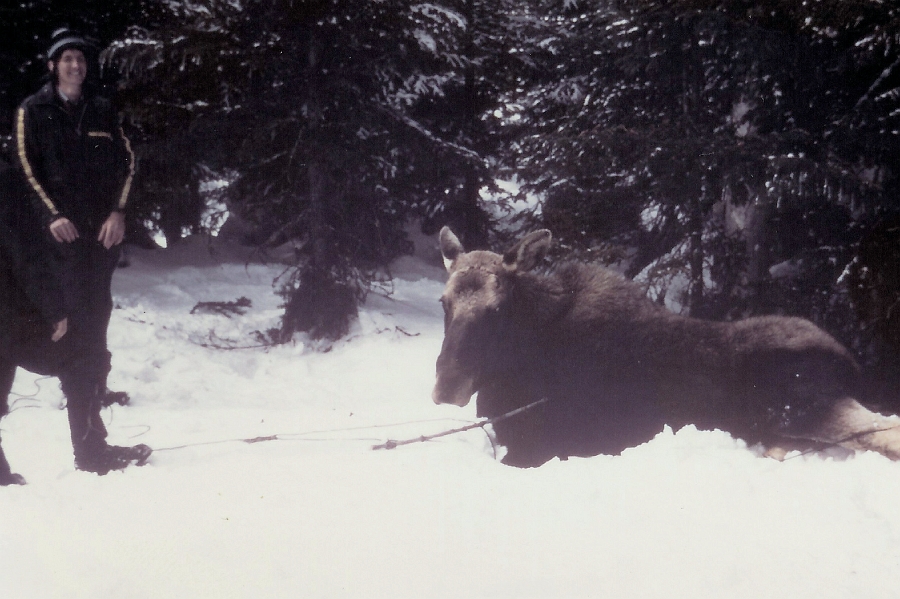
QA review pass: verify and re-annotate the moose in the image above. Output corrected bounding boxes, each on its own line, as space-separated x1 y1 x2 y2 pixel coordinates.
432 227 900 467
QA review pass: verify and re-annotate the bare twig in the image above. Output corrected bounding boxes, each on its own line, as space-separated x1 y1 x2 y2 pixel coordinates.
783 423 900 460
372 397 549 451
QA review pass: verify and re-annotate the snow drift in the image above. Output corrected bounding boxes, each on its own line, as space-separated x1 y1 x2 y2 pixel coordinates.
1 236 899 599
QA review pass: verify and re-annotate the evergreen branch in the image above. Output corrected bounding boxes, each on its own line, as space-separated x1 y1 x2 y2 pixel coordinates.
853 54 900 113
377 104 482 164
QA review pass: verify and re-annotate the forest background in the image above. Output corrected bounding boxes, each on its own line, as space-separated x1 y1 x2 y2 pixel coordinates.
1 0 899 406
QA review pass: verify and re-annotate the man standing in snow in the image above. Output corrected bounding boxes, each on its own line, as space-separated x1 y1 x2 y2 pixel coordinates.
14 28 134 410
2 28 149 483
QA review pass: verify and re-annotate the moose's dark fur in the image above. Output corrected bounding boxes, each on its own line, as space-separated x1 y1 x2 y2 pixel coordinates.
433 227 900 467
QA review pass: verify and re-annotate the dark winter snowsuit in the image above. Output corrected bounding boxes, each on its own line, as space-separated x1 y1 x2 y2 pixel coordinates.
0 158 112 484
14 81 134 398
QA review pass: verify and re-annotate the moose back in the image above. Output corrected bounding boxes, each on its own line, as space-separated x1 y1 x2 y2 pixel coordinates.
432 227 900 467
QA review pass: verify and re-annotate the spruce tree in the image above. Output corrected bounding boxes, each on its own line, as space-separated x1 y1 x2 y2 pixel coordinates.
105 0 539 340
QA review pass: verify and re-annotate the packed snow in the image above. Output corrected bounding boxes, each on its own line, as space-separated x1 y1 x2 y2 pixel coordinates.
1 235 899 599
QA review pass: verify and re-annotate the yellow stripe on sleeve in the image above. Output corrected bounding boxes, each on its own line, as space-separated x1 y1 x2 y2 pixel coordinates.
16 108 59 216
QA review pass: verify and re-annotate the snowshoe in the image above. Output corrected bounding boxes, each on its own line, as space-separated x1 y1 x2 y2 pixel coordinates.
100 389 130 407
75 443 152 476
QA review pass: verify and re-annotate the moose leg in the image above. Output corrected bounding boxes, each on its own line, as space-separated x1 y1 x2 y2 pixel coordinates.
811 398 900 460
0 358 26 486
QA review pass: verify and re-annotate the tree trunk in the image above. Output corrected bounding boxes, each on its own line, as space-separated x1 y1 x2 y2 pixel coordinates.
458 0 488 249
307 24 328 267
687 192 705 314
744 195 774 313
279 19 358 342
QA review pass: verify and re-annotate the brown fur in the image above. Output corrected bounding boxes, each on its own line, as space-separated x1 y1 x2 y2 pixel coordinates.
432 228 900 467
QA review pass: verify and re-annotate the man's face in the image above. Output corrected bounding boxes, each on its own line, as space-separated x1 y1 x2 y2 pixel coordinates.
49 48 87 88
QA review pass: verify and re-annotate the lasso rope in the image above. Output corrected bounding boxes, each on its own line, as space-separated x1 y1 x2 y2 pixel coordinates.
147 415 487 452
6 376 57 414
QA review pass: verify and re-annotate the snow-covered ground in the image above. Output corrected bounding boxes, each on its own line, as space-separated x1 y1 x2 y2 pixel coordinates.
1 236 899 599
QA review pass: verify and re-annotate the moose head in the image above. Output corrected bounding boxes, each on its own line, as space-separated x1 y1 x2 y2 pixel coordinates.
432 227 552 407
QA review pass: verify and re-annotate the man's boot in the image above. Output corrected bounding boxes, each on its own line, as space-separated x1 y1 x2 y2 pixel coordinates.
67 387 151 475
74 443 152 475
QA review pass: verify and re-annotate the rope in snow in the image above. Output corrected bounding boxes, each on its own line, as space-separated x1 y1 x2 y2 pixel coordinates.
152 435 382 452
5 376 56 414
146 415 487 452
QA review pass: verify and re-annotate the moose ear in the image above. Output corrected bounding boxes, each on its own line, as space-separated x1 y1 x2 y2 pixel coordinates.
439 226 464 271
502 229 552 272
